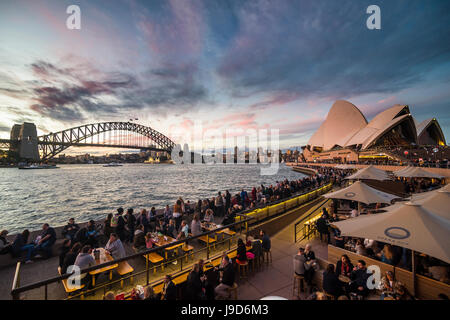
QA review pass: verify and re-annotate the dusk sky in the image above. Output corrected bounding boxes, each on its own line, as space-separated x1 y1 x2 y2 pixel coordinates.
0 0 449 154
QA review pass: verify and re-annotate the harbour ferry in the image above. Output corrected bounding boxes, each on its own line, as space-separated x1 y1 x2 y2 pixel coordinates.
18 163 59 169
103 162 123 167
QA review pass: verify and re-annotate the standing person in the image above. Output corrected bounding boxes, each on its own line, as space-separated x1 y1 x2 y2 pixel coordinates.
112 208 126 242
105 233 126 260
260 230 271 252
316 214 330 243
61 218 80 241
215 192 224 217
137 209 150 234
104 214 114 239
173 200 183 231
185 263 203 300
240 189 247 209
124 208 136 243
214 256 235 299
225 190 231 214
163 205 173 223
161 275 177 300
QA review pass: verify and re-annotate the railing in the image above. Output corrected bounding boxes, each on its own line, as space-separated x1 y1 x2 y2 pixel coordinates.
10 182 333 300
11 217 251 300
294 198 331 243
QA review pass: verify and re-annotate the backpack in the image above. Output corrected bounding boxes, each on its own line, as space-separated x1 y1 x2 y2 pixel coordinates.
110 214 119 228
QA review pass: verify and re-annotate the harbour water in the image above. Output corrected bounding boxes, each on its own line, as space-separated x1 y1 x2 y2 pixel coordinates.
0 163 304 234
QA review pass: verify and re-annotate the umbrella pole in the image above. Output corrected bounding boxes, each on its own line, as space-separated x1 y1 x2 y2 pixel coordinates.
358 201 361 215
411 250 416 297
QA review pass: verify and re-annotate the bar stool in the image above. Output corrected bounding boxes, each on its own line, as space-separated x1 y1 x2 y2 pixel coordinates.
227 283 238 300
236 260 249 279
263 250 272 265
293 274 305 298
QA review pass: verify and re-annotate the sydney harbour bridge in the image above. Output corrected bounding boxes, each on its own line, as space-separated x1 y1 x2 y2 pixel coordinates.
0 122 176 161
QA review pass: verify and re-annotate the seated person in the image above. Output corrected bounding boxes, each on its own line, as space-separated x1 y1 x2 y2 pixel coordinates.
61 218 80 241
74 245 96 288
348 260 370 297
336 254 354 278
85 220 100 248
145 232 155 249
133 224 146 252
176 220 189 241
293 247 307 277
0 230 12 255
165 219 176 238
34 223 57 259
323 264 346 298
236 239 248 264
203 209 214 223
214 256 235 299
105 233 126 260
155 219 167 235
380 271 401 300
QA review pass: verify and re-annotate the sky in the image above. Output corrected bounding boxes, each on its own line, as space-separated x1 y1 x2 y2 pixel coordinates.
0 0 449 155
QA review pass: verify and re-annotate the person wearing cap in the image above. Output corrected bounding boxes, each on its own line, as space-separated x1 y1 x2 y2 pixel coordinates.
0 230 12 255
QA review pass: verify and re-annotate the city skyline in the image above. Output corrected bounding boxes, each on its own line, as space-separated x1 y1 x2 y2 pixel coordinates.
1 0 450 155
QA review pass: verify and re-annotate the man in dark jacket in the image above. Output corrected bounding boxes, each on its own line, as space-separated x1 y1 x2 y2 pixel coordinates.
316 214 330 243
260 230 271 252
115 208 126 242
349 260 371 297
214 256 235 299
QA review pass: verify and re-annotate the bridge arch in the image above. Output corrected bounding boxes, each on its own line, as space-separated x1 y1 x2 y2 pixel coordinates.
38 121 176 160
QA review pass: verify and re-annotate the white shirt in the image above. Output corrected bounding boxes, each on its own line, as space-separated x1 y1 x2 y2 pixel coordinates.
350 209 359 218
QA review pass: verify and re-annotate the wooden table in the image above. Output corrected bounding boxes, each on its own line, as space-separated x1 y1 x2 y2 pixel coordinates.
152 234 184 260
89 248 118 287
339 275 351 283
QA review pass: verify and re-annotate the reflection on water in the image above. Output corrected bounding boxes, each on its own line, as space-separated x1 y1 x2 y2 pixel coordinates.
0 163 304 233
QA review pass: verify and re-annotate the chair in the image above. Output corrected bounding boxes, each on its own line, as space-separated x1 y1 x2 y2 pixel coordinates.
57 266 85 298
236 260 249 280
117 261 134 289
227 283 238 300
263 249 272 265
182 244 194 262
145 252 165 274
293 274 305 297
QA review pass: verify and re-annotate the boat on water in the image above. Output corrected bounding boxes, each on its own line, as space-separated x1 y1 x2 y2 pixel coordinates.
18 164 59 169
103 162 123 167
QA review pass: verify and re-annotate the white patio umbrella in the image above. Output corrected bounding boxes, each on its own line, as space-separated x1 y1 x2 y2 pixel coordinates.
332 202 450 295
394 166 444 179
412 188 450 220
393 166 414 176
324 181 398 205
345 165 390 181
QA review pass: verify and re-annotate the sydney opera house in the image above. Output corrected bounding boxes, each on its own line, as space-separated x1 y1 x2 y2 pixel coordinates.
302 100 447 163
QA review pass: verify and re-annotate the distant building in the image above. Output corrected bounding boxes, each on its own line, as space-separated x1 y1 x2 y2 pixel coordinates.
302 100 446 163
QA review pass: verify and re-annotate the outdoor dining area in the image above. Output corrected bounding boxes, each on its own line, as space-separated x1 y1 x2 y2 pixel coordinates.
313 165 450 299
